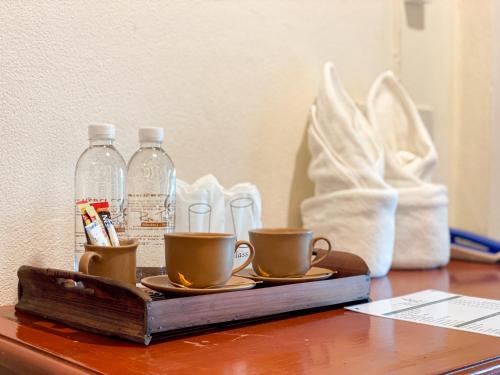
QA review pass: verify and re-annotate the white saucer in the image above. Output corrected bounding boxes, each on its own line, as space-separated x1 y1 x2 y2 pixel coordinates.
236 267 336 284
140 275 256 295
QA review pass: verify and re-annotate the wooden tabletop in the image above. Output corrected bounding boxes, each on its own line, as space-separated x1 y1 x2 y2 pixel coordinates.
0 260 499 374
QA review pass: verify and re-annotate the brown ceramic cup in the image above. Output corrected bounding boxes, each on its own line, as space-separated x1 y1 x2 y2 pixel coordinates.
79 239 138 285
164 232 255 288
249 228 332 277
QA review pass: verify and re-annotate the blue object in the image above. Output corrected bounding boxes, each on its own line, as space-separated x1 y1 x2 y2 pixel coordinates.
450 228 500 255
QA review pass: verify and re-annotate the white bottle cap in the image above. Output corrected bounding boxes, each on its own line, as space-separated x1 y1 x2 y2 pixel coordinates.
139 127 164 143
88 123 116 140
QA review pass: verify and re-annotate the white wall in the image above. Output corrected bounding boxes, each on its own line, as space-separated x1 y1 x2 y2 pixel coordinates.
449 0 493 235
0 1 393 305
447 0 500 237
488 0 500 237
396 0 452 186
397 0 500 237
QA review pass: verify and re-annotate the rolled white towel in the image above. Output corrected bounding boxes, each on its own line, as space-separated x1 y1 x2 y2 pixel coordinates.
367 71 450 269
313 63 386 188
392 184 450 268
302 189 398 277
308 106 388 194
367 70 437 185
301 62 398 277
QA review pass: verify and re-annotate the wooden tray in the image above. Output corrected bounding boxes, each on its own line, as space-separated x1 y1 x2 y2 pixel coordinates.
16 251 370 345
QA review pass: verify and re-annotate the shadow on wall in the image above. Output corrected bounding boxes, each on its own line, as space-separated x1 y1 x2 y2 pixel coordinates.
287 123 314 228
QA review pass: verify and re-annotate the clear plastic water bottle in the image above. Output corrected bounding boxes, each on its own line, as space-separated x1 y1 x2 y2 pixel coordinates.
74 124 127 271
127 127 176 280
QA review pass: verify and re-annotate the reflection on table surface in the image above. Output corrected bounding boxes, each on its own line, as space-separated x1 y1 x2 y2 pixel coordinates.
0 260 498 375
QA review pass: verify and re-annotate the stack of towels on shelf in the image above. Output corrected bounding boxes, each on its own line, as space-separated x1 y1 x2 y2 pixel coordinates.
301 63 449 277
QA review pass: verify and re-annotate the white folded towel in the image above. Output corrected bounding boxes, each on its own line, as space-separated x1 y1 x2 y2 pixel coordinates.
301 63 398 277
302 189 397 277
176 175 226 233
392 185 449 268
176 175 262 242
367 71 450 269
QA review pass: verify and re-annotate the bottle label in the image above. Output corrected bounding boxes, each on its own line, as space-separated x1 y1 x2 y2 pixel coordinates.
127 193 175 267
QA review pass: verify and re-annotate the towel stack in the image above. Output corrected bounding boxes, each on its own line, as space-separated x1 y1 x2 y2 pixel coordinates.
301 63 449 277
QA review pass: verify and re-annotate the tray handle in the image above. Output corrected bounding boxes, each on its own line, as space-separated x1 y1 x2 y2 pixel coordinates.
46 268 81 280
18 265 151 302
50 272 96 296
47 268 98 296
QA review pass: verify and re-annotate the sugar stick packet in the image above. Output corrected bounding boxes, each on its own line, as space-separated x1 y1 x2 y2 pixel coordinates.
77 201 111 246
90 201 120 246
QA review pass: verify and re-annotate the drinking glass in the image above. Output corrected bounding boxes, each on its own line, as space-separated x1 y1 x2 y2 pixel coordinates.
188 203 212 232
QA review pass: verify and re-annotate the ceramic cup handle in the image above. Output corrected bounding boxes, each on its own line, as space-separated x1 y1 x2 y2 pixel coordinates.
232 240 256 275
78 251 102 274
310 236 333 266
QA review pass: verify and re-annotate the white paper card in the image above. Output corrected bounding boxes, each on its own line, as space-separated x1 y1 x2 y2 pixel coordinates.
346 289 500 337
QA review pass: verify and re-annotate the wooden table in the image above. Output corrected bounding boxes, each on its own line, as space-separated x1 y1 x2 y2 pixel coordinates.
0 260 499 374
